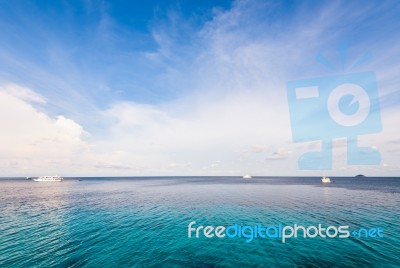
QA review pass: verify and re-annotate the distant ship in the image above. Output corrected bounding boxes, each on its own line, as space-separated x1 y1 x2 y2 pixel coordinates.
243 174 252 179
321 176 331 184
33 175 63 182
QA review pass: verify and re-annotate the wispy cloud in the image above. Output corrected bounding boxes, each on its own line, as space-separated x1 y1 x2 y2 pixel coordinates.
0 0 399 176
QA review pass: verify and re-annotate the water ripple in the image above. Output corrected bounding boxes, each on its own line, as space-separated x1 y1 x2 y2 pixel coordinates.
0 177 399 267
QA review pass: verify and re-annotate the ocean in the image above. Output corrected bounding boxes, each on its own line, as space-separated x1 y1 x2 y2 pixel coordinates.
0 177 399 267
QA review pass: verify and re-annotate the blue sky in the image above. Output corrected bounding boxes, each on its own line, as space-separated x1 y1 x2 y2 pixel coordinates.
0 0 399 176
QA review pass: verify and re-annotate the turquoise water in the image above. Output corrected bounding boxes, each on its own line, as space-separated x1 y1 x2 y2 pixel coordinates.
0 177 399 267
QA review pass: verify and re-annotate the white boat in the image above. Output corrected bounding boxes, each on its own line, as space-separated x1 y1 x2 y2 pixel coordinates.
33 175 63 182
321 176 331 183
243 174 252 179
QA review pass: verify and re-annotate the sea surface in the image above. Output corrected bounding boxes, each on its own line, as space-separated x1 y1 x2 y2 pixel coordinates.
0 177 399 267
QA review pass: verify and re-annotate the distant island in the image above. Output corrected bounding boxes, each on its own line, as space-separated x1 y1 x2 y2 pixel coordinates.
355 174 366 177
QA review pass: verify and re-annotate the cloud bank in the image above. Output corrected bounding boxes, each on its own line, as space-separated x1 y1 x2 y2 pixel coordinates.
0 0 399 176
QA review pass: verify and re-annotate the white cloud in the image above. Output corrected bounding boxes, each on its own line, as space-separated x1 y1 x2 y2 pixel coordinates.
168 162 192 169
2 84 46 104
88 89 294 176
0 1 399 177
0 84 87 175
266 148 292 160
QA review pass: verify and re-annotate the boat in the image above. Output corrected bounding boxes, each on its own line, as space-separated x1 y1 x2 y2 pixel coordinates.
243 174 252 179
33 175 63 182
321 176 331 183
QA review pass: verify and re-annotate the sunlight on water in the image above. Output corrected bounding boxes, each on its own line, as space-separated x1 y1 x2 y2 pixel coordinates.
0 177 399 267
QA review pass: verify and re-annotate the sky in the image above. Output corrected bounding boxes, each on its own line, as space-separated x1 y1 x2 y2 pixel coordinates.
0 0 399 177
